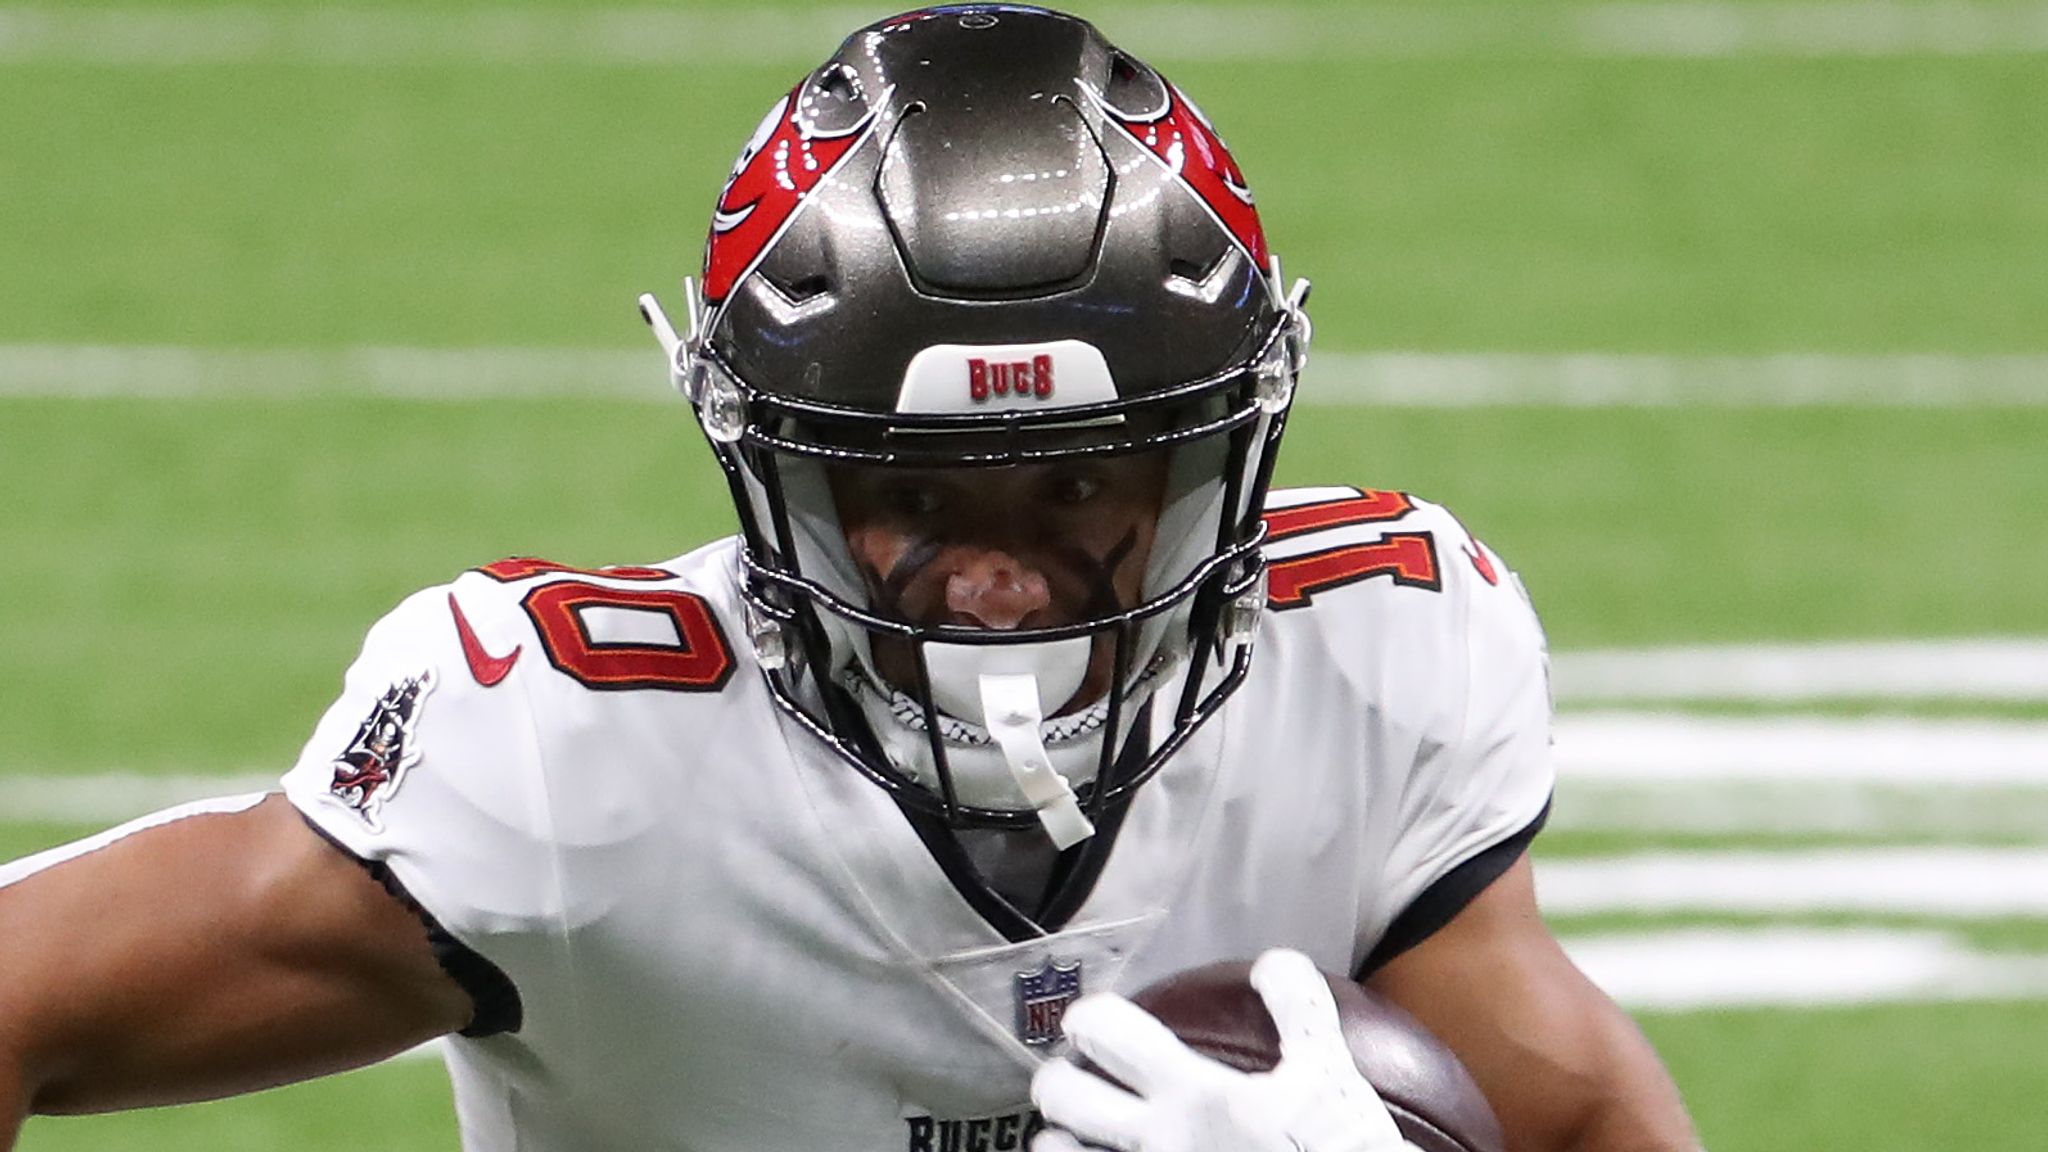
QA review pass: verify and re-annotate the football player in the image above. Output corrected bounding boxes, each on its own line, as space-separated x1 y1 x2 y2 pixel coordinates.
0 8 1698 1152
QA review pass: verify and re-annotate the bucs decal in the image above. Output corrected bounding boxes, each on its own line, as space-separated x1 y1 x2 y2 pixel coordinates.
970 354 1055 402
327 670 435 831
1089 80 1268 268
1014 958 1083 1047
702 85 879 305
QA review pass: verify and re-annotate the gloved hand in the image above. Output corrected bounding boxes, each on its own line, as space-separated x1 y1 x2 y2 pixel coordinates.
1030 949 1419 1152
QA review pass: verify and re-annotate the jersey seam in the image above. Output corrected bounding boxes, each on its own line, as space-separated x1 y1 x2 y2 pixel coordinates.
494 569 587 1061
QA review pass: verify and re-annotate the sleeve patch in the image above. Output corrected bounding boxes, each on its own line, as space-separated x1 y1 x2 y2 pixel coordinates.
325 670 437 831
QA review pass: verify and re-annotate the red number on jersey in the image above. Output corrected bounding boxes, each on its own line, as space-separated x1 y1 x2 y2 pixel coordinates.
478 557 675 583
1266 534 1442 609
1260 491 1440 610
1262 490 1414 542
520 582 734 692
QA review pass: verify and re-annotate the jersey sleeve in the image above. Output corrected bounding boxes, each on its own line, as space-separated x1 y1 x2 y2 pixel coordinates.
280 578 565 1031
1357 514 1556 975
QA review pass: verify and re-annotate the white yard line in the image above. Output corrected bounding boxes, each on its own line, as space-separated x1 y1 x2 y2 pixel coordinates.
0 346 666 401
1551 639 2048 703
4 346 2048 407
1549 778 2048 838
1553 713 2048 783
1536 847 2048 917
1308 352 2048 408
1562 927 2048 1010
4 4 2048 65
0 793 268 890
7 702 2048 824
0 772 277 825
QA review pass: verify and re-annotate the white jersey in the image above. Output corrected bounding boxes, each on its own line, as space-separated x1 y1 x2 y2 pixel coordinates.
279 486 1554 1152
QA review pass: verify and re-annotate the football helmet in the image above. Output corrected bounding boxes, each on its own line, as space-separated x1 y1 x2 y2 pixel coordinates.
641 5 1309 850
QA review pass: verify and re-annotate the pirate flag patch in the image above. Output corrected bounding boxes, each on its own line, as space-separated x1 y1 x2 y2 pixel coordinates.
328 670 435 830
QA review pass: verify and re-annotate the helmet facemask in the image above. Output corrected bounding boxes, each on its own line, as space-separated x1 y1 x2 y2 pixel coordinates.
642 285 1309 847
636 4 1312 849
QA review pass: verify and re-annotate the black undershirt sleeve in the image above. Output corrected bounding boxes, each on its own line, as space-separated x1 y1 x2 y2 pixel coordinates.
1354 797 1552 980
299 812 525 1038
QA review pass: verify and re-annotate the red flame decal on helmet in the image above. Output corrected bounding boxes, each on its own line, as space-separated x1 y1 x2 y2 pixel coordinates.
703 86 874 305
1095 82 1269 269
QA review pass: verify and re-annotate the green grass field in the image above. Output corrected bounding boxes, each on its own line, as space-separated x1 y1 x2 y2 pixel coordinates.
3 2 2045 1149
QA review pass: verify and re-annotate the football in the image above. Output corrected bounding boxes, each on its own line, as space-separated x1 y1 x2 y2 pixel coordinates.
1130 961 1505 1152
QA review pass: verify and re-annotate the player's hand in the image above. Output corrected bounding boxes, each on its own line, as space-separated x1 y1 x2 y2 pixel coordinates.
1030 949 1419 1152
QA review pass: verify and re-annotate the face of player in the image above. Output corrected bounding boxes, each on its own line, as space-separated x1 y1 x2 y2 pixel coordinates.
828 452 1172 715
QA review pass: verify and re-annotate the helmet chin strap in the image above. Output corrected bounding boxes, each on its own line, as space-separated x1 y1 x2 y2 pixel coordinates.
924 639 1097 849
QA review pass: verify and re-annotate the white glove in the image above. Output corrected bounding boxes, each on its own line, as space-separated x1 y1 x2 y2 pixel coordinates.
1030 949 1419 1152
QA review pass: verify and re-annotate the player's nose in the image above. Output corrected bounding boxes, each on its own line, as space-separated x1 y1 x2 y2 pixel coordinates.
944 549 1051 630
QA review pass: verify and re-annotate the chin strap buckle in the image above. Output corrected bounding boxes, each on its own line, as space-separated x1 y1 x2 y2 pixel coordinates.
743 599 789 671
638 276 712 401
978 673 1096 850
1224 566 1268 646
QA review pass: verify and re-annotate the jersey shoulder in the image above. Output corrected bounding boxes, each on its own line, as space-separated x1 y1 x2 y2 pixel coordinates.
1252 484 1548 729
443 538 749 696
278 538 751 934
1253 488 1556 954
1259 485 1508 616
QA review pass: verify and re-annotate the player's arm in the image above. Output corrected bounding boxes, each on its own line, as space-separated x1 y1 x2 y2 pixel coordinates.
0 794 472 1133
1366 855 1698 1152
0 1068 22 1148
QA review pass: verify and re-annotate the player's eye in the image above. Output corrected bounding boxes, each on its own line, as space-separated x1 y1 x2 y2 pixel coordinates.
882 480 948 518
1045 470 1105 507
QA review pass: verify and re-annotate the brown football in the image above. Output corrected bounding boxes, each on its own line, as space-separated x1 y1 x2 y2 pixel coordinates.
1129 961 1505 1152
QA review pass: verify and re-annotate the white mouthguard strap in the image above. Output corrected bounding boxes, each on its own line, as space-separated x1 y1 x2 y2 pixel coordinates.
978 672 1096 850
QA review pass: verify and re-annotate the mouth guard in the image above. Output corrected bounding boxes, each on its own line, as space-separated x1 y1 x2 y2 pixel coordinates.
977 672 1095 850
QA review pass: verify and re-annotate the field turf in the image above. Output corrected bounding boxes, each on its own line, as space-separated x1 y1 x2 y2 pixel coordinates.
2 2 2044 1149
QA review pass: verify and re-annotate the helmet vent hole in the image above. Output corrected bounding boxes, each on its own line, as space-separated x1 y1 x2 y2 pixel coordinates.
818 62 863 104
784 274 833 303
1100 51 1167 120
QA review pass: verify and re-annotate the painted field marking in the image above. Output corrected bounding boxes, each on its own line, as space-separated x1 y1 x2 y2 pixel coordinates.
0 793 267 890
1563 927 2048 1011
4 4 2048 65
7 704 2048 825
8 769 2046 840
6 711 2048 822
0 772 276 825
4 346 2048 408
1553 713 2048 783
1536 846 2048 917
1308 352 2048 408
0 346 661 401
1552 640 2048 702
1547 778 2048 838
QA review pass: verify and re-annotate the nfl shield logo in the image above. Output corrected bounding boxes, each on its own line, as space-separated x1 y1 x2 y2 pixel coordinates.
1015 959 1083 1047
